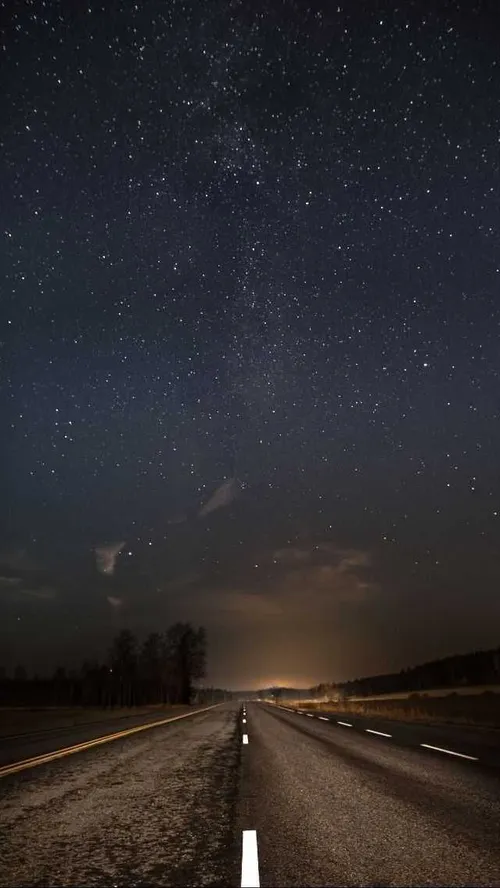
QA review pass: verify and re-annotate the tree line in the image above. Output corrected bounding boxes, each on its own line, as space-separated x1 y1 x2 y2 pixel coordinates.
0 622 229 708
309 644 500 699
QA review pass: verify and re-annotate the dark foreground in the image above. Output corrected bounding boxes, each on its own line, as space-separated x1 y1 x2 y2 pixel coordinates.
1 701 500 886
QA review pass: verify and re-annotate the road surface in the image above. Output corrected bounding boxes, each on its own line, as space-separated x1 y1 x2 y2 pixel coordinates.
1 701 500 886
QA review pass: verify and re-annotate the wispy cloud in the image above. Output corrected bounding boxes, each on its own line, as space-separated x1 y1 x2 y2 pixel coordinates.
199 478 238 518
272 547 311 564
19 586 57 601
167 513 187 525
214 590 283 618
0 578 57 601
0 553 57 601
164 572 201 592
107 596 123 608
95 542 125 575
0 549 39 573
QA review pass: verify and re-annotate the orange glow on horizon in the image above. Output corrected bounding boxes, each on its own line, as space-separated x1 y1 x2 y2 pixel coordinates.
236 676 319 691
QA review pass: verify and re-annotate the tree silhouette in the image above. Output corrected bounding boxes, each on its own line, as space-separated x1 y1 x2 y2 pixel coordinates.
139 632 163 704
1 623 213 707
14 664 27 682
109 629 138 706
164 623 206 704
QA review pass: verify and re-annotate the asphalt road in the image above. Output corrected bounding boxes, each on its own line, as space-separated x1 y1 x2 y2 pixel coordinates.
239 703 500 887
2 701 500 886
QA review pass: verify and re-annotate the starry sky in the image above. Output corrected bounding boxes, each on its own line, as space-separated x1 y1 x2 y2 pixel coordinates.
1 0 499 690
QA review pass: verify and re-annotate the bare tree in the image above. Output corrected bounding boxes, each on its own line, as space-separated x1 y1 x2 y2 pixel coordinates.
164 623 206 704
109 629 138 706
139 632 163 704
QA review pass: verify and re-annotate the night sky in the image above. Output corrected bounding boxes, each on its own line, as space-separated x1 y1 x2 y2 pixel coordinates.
1 1 499 690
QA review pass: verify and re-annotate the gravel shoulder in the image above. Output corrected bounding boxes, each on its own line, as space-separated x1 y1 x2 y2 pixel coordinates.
0 702 241 887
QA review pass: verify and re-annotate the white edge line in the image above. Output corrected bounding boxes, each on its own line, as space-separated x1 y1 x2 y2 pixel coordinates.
242 733 249 745
241 829 260 888
337 720 353 727
420 743 478 761
366 728 392 738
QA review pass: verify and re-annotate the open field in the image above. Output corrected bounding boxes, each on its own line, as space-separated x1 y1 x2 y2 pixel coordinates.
348 684 500 701
278 687 500 729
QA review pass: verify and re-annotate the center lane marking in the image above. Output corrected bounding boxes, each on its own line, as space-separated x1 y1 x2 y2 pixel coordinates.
242 733 249 745
366 728 392 738
241 829 260 887
337 720 353 727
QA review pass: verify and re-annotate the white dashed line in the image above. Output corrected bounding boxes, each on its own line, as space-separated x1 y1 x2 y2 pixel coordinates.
269 703 480 763
420 743 478 761
242 718 247 724
242 733 249 745
241 829 260 887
